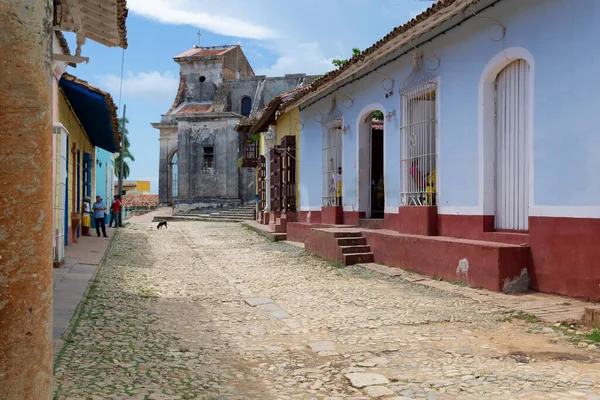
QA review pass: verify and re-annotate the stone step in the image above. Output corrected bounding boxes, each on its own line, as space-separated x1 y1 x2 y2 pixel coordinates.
337 237 367 246
339 245 372 254
331 231 363 238
210 213 255 218
343 252 375 265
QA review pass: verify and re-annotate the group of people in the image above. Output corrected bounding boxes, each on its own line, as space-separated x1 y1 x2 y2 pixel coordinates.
80 195 122 237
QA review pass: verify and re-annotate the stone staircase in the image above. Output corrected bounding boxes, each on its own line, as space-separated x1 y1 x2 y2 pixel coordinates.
336 231 375 265
154 205 256 223
306 228 375 266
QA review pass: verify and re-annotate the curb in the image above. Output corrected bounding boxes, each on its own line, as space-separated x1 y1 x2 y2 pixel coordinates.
241 222 287 242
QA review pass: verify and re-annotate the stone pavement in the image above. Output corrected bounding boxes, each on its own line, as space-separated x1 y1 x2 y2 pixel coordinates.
53 221 600 400
127 206 172 223
357 263 593 324
53 227 115 356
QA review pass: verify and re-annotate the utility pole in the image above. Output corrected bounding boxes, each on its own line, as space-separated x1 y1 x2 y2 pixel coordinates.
117 104 126 226
0 0 54 398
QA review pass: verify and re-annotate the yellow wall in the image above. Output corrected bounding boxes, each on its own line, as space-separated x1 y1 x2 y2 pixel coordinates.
275 107 301 207
135 181 151 193
57 90 93 229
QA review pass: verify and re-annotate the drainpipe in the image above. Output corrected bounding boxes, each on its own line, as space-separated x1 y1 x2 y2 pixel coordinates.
0 0 53 398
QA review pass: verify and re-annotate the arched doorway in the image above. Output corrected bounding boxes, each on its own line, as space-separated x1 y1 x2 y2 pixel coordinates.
168 150 178 205
494 59 530 230
358 109 385 218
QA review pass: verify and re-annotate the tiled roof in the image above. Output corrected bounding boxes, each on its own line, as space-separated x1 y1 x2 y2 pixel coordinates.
174 104 213 115
174 45 237 60
121 194 159 208
117 0 129 49
282 0 473 110
55 31 71 55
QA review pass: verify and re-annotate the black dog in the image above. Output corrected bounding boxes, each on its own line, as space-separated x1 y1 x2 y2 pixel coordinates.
157 221 168 229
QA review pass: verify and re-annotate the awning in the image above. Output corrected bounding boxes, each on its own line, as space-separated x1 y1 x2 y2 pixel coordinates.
59 73 121 153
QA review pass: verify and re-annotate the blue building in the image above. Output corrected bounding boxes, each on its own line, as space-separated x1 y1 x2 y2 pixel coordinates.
92 147 115 226
277 0 600 301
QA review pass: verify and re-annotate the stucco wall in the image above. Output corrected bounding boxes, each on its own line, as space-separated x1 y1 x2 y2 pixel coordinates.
57 90 93 237
299 0 600 217
179 60 222 103
276 107 302 207
177 117 240 199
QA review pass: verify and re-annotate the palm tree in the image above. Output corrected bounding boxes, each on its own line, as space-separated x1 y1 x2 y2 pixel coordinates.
115 116 135 180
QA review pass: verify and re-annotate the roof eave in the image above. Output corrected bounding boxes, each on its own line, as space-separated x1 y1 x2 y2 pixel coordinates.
284 0 488 112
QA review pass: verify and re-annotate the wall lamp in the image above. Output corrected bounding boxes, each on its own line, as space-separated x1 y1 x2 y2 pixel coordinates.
385 110 396 122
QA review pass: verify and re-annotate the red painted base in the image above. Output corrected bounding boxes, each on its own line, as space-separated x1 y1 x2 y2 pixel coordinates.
322 206 343 224
398 206 438 236
343 211 365 226
299 210 322 224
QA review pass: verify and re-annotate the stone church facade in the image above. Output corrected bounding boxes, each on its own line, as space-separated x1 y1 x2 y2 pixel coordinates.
152 45 316 213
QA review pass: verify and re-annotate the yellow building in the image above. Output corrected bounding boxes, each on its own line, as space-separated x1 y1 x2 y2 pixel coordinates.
236 89 303 232
52 70 121 260
115 180 151 195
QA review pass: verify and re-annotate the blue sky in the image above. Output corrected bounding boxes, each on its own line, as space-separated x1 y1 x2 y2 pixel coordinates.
64 0 430 194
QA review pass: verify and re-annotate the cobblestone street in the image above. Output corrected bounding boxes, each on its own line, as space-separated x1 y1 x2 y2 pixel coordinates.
53 221 600 400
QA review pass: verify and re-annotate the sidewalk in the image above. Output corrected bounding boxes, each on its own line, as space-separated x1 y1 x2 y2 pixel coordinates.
53 227 116 356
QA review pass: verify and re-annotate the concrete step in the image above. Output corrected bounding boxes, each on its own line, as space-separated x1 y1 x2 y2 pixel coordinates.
209 213 255 218
337 237 367 246
343 252 375 265
339 245 371 254
331 231 363 238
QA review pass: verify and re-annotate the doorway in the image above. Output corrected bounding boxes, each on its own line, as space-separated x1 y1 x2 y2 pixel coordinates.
358 111 385 219
494 59 530 230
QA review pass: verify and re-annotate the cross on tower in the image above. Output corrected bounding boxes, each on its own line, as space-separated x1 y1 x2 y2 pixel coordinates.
197 31 202 47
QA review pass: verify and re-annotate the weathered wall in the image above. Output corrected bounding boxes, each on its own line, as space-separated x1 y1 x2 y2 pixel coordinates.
158 126 178 204
177 116 240 199
0 0 53 397
222 46 254 80
179 59 222 103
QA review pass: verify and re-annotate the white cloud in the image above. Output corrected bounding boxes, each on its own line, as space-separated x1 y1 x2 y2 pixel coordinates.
127 0 278 40
99 71 179 102
255 42 335 77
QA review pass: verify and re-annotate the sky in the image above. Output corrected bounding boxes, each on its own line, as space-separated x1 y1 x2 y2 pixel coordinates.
64 0 431 194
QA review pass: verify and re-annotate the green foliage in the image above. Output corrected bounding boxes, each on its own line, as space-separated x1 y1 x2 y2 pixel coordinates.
372 110 384 120
115 116 134 180
250 133 261 143
237 158 243 169
586 329 600 343
332 47 361 68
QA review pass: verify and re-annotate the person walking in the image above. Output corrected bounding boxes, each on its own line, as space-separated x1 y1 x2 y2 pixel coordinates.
81 197 92 236
109 195 121 228
92 195 108 238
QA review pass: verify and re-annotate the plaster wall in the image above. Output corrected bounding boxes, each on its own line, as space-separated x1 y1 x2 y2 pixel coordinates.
158 127 178 203
179 60 222 103
299 0 600 217
177 117 240 200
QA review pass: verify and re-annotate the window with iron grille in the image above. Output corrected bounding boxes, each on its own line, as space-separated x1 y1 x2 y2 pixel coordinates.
400 54 437 207
322 123 343 206
203 146 214 169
